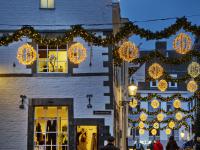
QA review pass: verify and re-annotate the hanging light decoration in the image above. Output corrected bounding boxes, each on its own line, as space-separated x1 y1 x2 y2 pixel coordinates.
17 43 37 65
129 99 138 108
157 113 165 122
118 41 139 62
151 99 160 109
138 121 145 129
187 80 198 93
148 63 164 79
168 121 176 129
140 113 148 121
68 42 87 64
173 99 181 109
158 79 168 92
151 129 157 136
166 128 171 135
139 129 145 135
188 62 200 78
173 33 192 54
175 112 183 121
153 122 159 129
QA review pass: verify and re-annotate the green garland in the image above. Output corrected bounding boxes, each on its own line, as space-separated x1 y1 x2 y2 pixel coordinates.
1 17 200 47
129 106 198 115
134 93 200 102
130 121 189 130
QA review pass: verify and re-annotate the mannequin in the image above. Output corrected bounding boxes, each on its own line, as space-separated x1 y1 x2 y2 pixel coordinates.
46 120 57 150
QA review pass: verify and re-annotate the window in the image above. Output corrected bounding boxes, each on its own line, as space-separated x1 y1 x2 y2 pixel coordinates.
37 45 68 73
169 74 177 88
167 102 173 111
34 106 69 150
131 123 139 137
40 0 55 9
150 80 158 87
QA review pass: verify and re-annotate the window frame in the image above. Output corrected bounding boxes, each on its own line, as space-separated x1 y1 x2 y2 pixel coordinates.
168 74 178 88
150 80 158 87
40 0 55 9
37 45 68 74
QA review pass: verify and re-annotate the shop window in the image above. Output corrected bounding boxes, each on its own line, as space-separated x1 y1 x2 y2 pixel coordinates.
76 126 98 150
40 0 55 9
37 46 68 73
34 106 69 150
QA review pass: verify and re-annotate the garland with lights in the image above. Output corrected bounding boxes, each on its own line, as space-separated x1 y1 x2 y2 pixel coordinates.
129 106 198 115
128 115 194 125
1 17 200 47
133 93 200 102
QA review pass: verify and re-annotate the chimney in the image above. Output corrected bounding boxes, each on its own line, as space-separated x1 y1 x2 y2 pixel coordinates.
155 41 167 55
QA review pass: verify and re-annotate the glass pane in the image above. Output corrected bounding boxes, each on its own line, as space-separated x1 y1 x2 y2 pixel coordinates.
35 119 46 134
34 146 45 150
46 107 57 118
57 62 67 73
38 61 48 72
34 133 46 146
35 107 46 119
48 0 54 8
40 0 48 8
46 133 57 145
57 51 67 62
57 132 68 146
58 107 68 119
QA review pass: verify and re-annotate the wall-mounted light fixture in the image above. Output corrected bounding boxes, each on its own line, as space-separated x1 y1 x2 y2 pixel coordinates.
86 94 93 109
19 95 26 109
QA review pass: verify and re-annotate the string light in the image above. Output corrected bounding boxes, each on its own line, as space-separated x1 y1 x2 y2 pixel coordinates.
187 80 198 93
153 122 160 129
68 42 87 64
175 112 183 121
188 62 200 78
139 129 145 135
168 121 176 129
118 41 139 62
140 113 148 121
148 63 164 79
151 99 160 109
157 113 165 122
139 122 145 129
173 33 192 54
158 79 168 92
17 43 37 65
129 99 138 108
173 99 181 109
166 128 171 135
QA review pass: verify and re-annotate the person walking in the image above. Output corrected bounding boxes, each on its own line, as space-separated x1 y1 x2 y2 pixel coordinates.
101 136 120 150
166 136 179 150
153 140 163 150
133 139 144 150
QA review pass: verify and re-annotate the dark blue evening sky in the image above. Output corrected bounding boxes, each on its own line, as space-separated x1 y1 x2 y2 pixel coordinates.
120 0 200 50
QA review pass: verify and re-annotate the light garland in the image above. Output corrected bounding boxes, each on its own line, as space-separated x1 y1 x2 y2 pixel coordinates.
188 62 200 78
139 129 145 135
173 33 192 54
118 41 139 62
140 113 148 121
168 121 176 129
175 112 183 121
157 113 165 122
187 80 198 93
166 128 171 135
151 129 157 136
151 99 160 109
17 43 37 65
68 42 87 64
139 122 145 129
148 63 164 79
153 122 160 129
173 99 181 109
129 99 138 108
158 79 168 92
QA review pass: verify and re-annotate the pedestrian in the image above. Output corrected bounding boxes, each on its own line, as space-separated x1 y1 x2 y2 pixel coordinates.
166 136 179 150
153 140 163 150
101 136 120 150
133 138 144 150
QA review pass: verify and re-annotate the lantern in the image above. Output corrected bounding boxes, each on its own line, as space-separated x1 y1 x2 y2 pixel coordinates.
153 122 159 129
188 62 200 78
139 122 145 129
158 79 168 92
151 129 157 136
166 128 171 135
139 129 145 135
140 113 148 121
187 80 198 93
175 112 183 121
168 121 175 129
173 99 181 109
151 99 160 109
129 99 138 108
157 113 164 122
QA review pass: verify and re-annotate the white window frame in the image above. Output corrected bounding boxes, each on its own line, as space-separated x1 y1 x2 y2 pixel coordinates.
150 80 158 87
40 0 55 9
169 74 177 88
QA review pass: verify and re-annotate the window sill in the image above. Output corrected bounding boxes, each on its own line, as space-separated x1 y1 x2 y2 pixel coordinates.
33 73 69 77
39 8 55 10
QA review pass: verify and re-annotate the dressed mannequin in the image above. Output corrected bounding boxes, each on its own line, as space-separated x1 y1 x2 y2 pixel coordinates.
46 120 57 150
36 123 42 145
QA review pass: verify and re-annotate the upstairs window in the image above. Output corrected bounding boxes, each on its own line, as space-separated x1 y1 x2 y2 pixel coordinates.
150 80 158 87
169 74 177 88
37 45 68 73
40 0 55 9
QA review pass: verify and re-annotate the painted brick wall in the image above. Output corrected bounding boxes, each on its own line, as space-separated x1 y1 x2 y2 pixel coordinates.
0 0 112 30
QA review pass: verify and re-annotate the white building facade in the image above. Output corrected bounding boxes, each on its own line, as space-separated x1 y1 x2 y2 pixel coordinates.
0 0 119 150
